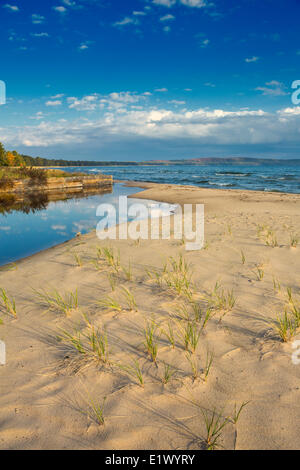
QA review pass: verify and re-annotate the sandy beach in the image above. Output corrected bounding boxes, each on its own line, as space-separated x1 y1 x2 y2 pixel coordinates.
1 182 300 450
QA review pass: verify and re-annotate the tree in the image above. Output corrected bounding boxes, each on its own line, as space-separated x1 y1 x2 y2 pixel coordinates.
12 151 25 166
6 152 15 166
0 142 7 166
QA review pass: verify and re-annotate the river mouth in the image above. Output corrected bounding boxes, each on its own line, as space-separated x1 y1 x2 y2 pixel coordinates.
0 183 144 266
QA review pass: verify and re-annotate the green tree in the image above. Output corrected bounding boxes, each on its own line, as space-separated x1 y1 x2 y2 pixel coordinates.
0 141 8 166
12 151 25 166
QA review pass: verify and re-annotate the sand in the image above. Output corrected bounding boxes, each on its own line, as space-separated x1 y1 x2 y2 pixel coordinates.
0 183 300 450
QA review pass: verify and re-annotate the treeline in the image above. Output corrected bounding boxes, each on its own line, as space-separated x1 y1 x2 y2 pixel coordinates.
0 142 26 166
20 155 140 167
0 141 139 167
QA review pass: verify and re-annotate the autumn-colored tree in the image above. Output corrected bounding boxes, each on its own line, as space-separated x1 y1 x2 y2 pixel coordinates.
6 151 15 166
12 151 25 166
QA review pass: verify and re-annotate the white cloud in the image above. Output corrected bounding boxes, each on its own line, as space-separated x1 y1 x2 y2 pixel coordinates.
200 38 209 48
114 16 138 26
32 14 45 24
153 0 176 6
169 100 186 105
53 6 67 13
155 87 168 92
67 94 99 110
4 89 300 156
255 81 287 96
3 4 19 12
133 11 146 16
31 32 49 37
30 111 46 120
109 92 139 103
160 14 175 21
279 107 300 115
153 0 208 7
245 56 259 63
1 104 279 150
51 225 67 231
45 100 62 106
180 0 207 7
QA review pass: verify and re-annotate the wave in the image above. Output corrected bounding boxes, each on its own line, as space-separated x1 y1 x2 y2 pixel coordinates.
215 171 252 176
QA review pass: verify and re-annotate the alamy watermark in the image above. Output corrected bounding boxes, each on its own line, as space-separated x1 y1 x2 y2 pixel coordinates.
96 198 204 251
292 340 300 365
291 80 300 105
0 80 6 105
0 340 5 366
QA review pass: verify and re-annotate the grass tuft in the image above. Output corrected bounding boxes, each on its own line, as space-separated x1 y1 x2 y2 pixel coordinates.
0 288 17 318
34 288 78 316
202 408 229 450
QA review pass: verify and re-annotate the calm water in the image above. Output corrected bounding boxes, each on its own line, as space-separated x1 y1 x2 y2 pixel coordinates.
59 163 300 194
1 162 300 265
0 183 145 266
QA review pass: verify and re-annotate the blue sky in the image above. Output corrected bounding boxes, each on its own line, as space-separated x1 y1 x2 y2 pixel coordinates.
0 0 299 161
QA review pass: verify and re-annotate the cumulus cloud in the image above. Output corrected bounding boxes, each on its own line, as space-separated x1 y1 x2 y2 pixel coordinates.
3 101 300 155
67 94 99 110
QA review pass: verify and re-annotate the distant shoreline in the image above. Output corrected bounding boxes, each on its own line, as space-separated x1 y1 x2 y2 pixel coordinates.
41 157 300 167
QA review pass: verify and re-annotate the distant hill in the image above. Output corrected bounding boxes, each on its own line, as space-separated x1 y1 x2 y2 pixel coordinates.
20 155 300 167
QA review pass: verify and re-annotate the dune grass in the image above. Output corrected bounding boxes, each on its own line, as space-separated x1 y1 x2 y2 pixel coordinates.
144 320 159 364
204 351 214 382
254 265 264 281
290 233 299 248
186 353 200 381
72 252 83 267
0 287 17 318
87 396 106 426
98 296 123 313
178 321 201 353
34 288 78 316
161 321 176 349
161 363 176 384
202 408 229 450
117 360 144 387
58 317 109 364
99 287 137 313
273 311 297 342
208 282 236 317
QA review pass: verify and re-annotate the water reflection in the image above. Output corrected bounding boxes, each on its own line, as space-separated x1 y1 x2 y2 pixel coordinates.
0 183 137 266
0 187 112 216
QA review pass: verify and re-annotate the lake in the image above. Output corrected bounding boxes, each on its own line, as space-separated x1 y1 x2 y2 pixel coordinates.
0 183 144 266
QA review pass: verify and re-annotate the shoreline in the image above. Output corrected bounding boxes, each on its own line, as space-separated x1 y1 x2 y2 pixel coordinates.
1 181 300 269
1 180 300 449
